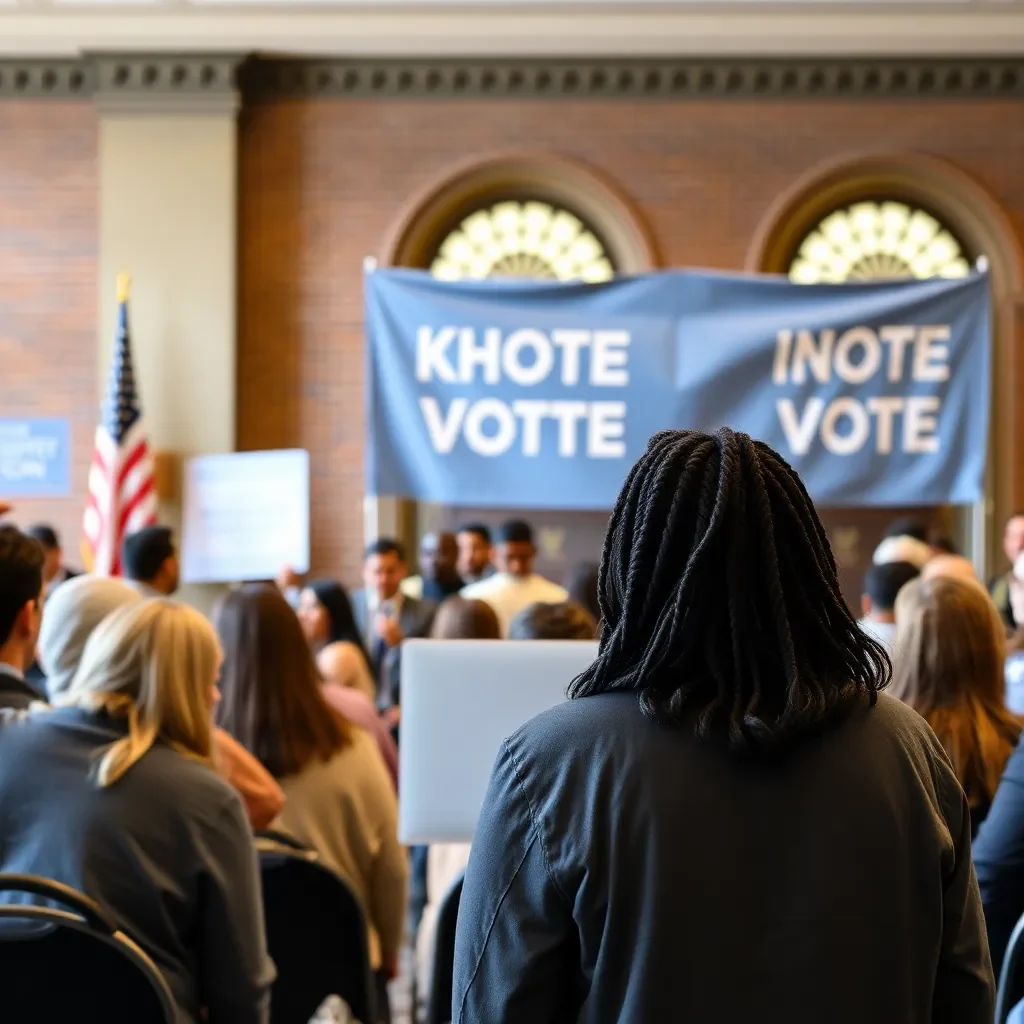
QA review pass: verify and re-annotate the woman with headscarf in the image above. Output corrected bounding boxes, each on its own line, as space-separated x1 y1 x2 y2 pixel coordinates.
38 575 285 829
297 580 376 701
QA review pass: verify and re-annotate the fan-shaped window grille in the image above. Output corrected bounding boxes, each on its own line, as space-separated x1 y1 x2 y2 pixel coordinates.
788 201 972 284
431 200 615 282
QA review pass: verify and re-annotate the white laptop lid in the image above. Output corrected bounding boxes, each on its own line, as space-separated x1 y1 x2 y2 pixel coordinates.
398 639 598 843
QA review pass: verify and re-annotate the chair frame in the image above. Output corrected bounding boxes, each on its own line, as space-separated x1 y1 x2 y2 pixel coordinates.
997 911 1024 1024
256 836 378 1024
426 873 465 1024
0 873 176 1023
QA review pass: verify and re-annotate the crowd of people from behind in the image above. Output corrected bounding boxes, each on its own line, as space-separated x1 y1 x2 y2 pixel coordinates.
0 507 597 1024
7 466 1024 1022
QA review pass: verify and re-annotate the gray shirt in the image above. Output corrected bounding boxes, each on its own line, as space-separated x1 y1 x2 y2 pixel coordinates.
0 706 274 1024
454 691 993 1024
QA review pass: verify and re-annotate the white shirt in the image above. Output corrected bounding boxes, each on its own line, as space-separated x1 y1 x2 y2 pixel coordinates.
363 590 404 648
460 572 569 636
858 617 897 655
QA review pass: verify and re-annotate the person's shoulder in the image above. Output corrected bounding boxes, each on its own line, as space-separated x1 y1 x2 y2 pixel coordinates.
843 692 966 793
505 692 640 764
323 683 382 732
308 728 388 791
404 594 437 627
460 576 497 598
533 576 569 601
869 690 941 745
319 640 361 672
141 743 243 815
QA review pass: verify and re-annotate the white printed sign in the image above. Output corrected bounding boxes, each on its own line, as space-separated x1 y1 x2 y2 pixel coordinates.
181 449 310 584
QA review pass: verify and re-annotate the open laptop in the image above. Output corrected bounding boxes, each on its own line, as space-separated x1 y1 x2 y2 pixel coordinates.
398 639 598 843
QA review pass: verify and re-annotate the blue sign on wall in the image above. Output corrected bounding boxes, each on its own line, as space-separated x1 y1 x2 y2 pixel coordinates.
0 418 72 497
365 268 991 510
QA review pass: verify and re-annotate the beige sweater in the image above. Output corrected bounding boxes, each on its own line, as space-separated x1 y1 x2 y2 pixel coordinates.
273 729 407 969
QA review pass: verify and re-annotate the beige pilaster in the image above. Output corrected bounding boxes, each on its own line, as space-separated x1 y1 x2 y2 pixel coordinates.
95 55 240 612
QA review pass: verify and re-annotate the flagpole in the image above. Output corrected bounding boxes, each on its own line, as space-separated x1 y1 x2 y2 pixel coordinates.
117 271 131 303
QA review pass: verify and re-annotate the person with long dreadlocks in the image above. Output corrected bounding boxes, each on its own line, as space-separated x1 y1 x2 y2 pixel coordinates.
452 428 992 1024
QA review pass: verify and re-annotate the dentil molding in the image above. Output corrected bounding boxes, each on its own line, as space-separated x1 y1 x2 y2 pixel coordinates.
3 55 1024 102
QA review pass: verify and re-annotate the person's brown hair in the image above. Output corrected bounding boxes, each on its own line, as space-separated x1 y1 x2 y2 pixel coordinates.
431 597 501 640
214 583 349 778
892 576 1022 810
509 601 597 641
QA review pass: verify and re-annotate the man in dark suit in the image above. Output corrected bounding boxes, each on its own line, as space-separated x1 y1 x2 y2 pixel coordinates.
0 526 46 709
990 511 1024 630
25 524 80 600
352 538 435 725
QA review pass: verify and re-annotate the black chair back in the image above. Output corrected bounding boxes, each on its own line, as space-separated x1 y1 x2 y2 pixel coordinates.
997 911 1024 1024
426 873 464 1024
257 836 376 1024
0 873 175 1023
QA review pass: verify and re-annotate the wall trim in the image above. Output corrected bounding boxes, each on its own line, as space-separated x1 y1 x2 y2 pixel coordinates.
5 55 1024 102
0 60 93 98
240 57 1024 101
93 54 241 116
0 54 240 106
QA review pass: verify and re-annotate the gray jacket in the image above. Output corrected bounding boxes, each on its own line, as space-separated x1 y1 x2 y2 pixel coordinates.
0 706 274 1024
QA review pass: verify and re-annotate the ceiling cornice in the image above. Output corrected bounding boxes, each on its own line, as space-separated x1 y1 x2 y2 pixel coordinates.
2 6 1024 61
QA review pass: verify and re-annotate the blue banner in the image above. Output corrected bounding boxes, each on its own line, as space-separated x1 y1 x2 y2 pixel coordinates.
0 418 71 497
365 269 990 509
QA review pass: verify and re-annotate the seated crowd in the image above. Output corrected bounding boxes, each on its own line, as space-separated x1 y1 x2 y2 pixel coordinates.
0 513 594 1023
4 467 1024 1022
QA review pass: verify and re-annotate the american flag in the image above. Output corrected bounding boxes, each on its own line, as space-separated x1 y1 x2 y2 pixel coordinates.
82 275 157 576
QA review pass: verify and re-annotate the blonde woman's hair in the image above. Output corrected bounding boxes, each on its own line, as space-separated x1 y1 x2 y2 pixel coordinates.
892 575 1021 810
65 600 222 787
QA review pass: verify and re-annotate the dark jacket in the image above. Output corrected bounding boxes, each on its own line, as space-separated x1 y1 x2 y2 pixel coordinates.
0 707 274 1024
990 570 1019 631
974 732 1024 977
454 691 992 1024
0 664 44 711
351 589 436 708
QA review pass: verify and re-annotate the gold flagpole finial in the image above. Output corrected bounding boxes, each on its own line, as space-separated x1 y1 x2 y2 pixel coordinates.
116 272 131 304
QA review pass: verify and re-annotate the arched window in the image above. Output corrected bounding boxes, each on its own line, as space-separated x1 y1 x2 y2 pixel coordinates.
788 200 972 283
430 199 615 282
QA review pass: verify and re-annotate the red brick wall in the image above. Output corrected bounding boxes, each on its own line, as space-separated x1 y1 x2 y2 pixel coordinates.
0 102 97 562
237 97 1024 586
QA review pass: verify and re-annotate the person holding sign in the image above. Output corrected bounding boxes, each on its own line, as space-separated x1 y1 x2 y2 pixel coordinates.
351 539 436 722
454 429 992 1024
